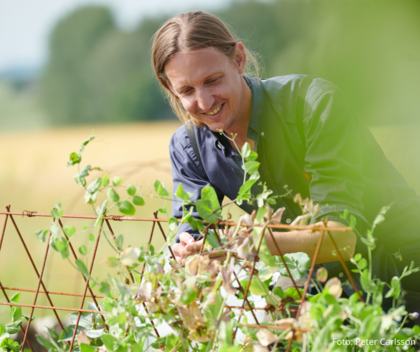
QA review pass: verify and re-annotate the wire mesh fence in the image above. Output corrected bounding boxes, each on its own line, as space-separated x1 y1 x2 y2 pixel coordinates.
0 207 358 352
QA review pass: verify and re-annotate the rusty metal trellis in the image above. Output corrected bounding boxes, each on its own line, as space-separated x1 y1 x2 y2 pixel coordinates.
0 207 358 352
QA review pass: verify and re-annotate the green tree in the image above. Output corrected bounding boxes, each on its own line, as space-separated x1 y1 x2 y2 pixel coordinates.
40 6 116 124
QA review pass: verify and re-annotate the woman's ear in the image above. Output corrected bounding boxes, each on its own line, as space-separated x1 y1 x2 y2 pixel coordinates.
232 42 247 74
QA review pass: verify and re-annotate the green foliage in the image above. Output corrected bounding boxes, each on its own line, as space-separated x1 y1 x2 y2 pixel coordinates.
34 136 420 352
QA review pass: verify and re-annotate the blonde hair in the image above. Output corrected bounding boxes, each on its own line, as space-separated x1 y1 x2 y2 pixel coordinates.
151 11 260 125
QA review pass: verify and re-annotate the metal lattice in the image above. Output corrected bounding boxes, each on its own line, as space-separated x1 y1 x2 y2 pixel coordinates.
0 206 360 352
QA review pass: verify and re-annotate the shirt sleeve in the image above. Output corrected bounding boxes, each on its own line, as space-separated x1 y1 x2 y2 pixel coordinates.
169 128 224 242
302 79 371 231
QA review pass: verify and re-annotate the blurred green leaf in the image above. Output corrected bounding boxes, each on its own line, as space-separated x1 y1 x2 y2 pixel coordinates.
126 184 136 196
132 195 145 206
112 176 123 186
107 188 119 202
117 201 135 215
102 173 109 187
154 180 169 197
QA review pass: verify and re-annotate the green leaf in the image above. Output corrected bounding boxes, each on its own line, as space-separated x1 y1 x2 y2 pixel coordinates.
107 188 120 202
63 226 75 238
127 184 136 196
81 344 95 352
105 257 119 267
10 293 21 323
79 245 87 255
87 177 102 194
249 277 269 296
244 161 260 175
358 258 368 270
94 214 103 227
175 183 191 201
101 334 120 352
75 259 89 278
54 238 69 259
101 173 109 187
35 229 49 242
51 208 64 219
354 253 362 262
10 293 21 304
195 199 220 224
169 217 178 232
360 269 377 293
115 234 123 250
132 196 145 206
158 206 167 214
206 230 220 249
154 180 169 197
81 135 95 148
22 314 35 322
273 286 285 299
245 151 258 162
240 142 251 158
68 152 81 166
88 234 95 245
112 176 123 186
237 179 257 204
201 186 220 211
6 321 21 335
117 201 136 216
277 252 311 280
58 325 84 342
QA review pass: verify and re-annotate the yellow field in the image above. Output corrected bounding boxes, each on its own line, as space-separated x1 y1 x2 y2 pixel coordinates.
0 121 184 323
1 121 420 324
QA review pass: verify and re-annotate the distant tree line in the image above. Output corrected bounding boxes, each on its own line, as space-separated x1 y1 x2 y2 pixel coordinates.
40 0 420 126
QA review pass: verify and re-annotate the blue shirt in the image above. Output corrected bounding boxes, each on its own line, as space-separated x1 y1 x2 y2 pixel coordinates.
169 75 420 249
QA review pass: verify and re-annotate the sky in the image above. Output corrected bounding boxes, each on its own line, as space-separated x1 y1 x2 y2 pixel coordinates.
0 0 230 72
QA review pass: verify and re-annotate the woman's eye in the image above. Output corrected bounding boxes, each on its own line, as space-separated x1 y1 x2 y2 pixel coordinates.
209 78 220 83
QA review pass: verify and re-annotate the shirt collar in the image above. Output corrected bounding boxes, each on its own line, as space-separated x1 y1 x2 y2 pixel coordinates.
243 76 266 143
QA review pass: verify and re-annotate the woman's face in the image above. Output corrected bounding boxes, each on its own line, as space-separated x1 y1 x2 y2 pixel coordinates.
164 45 249 133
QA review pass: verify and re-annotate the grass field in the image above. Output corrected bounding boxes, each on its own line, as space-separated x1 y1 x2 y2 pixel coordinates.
1 120 420 324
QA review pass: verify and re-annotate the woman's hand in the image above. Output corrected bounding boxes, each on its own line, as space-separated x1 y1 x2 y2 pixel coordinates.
172 232 203 265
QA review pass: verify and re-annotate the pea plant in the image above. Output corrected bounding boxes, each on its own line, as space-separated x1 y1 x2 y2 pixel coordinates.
4 135 420 352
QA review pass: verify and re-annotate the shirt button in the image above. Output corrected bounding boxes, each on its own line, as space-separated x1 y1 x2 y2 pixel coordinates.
261 132 265 136
286 218 291 224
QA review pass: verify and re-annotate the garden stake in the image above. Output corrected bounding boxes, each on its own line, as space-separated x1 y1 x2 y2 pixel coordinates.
0 207 8 251
21 231 52 352
138 219 157 285
0 210 351 232
105 218 135 284
295 229 325 321
58 219 109 331
5 206 65 330
233 222 268 340
0 301 106 314
198 224 211 255
153 211 176 259
69 220 103 352
130 216 160 338
326 230 365 302
0 281 35 352
210 224 260 325
2 286 107 299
